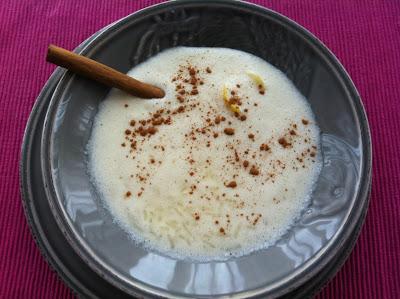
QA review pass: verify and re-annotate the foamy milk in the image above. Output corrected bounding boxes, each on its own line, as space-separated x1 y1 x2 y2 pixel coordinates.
88 47 321 260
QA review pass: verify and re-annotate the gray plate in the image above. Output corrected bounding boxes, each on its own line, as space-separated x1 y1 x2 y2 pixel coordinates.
19 53 370 298
40 1 372 298
20 39 120 298
20 61 368 298
19 82 370 296
19 28 137 299
19 66 370 299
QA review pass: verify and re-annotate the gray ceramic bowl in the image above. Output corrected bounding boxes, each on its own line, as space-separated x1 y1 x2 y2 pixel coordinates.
41 1 372 297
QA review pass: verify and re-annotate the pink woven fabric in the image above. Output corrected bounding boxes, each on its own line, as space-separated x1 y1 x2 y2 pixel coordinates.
0 0 399 298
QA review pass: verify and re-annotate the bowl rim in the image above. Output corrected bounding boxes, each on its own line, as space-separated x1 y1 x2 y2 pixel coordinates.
40 0 372 297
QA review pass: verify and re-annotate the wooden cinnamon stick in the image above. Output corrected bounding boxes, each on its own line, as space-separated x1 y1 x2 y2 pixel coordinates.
46 44 165 99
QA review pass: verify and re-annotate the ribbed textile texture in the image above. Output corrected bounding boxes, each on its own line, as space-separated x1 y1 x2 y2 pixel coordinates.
1 0 399 298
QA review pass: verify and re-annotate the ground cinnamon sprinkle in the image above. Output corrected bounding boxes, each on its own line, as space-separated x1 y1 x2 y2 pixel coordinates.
234 150 240 162
226 181 237 188
130 120 136 126
224 128 235 135
206 67 212 73
229 95 242 106
248 133 255 140
278 137 291 148
164 116 172 125
243 160 249 168
189 67 196 76
125 191 131 197
148 126 157 135
194 212 200 221
249 165 260 176
260 143 270 151
137 127 146 136
152 118 164 126
302 119 309 125
219 227 225 234
240 115 247 121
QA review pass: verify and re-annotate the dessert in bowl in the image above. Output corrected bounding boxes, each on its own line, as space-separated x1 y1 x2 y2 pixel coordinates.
41 1 371 297
88 47 322 260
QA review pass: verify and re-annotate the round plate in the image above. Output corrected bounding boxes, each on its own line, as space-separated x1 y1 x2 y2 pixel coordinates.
19 81 370 298
19 31 134 299
40 1 372 297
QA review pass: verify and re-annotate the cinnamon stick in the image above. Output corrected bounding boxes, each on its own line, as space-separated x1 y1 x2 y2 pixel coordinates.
46 44 165 99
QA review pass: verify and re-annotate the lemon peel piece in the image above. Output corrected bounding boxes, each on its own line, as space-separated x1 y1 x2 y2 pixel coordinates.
223 85 229 104
230 104 240 113
246 71 266 93
222 85 241 113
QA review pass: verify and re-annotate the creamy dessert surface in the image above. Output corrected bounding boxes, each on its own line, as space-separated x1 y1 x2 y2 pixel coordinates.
88 47 321 260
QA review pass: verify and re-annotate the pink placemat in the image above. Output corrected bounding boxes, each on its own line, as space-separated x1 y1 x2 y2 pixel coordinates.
1 0 399 298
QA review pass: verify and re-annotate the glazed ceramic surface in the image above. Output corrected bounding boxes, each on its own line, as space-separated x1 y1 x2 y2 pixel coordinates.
40 1 371 297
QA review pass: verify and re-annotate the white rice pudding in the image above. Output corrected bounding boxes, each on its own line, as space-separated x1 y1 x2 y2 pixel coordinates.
88 47 321 260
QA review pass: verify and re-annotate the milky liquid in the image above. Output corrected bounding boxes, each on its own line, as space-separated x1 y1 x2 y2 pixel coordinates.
88 47 321 260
